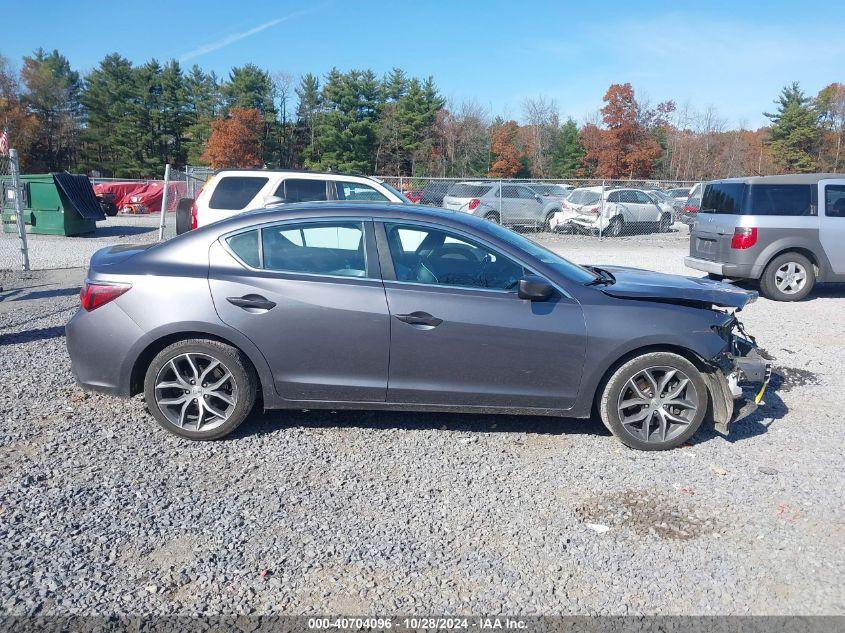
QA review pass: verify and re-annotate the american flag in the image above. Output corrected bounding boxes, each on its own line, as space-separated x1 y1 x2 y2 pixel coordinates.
0 128 8 156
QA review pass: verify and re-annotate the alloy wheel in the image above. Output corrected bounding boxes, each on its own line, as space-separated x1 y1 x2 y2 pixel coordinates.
774 261 807 295
154 353 238 432
616 366 700 444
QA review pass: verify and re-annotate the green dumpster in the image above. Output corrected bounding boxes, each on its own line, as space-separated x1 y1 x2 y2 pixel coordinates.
2 173 105 236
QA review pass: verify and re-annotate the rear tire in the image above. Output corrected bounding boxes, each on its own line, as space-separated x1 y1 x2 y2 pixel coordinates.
175 198 194 235
759 252 815 302
659 213 672 232
543 210 557 232
599 352 708 451
605 216 623 237
143 338 257 440
484 212 500 225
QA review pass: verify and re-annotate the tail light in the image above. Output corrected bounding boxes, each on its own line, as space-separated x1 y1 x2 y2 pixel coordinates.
589 206 600 215
79 282 131 311
683 204 698 214
190 200 198 230
562 200 568 209
731 227 758 250
468 198 480 211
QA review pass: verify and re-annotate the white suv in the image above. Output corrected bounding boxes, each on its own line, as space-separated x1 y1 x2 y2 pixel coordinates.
180 170 407 233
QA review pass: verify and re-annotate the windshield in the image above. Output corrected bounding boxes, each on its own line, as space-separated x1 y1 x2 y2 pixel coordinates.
568 189 602 205
482 221 598 284
373 179 410 203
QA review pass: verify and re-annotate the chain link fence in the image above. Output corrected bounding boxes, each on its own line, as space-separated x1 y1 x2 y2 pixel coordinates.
377 176 701 238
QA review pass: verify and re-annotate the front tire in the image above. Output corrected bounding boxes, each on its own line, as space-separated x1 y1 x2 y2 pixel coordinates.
599 352 708 451
143 339 257 440
659 213 672 232
604 216 623 237
759 252 815 301
484 212 501 225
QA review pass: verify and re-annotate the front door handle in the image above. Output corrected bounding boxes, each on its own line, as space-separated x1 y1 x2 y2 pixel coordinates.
394 311 443 327
227 295 276 311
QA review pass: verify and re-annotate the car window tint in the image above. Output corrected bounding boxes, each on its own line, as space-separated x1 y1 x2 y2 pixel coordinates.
208 177 268 210
277 178 328 202
700 183 747 214
634 191 653 204
825 185 845 218
337 181 389 201
607 191 620 203
385 223 524 291
748 185 813 216
226 230 260 268
516 186 536 199
501 186 520 198
261 221 367 277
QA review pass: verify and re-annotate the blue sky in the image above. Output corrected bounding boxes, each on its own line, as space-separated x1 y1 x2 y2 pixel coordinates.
3 0 842 127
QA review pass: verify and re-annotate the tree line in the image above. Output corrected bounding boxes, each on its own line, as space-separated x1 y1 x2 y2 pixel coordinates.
1 49 843 180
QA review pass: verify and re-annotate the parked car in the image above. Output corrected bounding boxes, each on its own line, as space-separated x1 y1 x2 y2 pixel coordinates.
679 196 702 225
404 188 423 203
685 174 845 301
550 187 674 235
645 189 683 219
180 170 407 234
418 180 453 206
525 182 573 204
67 202 769 451
442 181 562 229
667 187 693 201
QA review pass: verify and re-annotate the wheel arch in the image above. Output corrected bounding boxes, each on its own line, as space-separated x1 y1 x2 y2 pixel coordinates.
589 343 712 417
128 327 276 405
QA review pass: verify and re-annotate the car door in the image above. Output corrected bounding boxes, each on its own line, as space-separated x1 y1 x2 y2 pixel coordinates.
819 179 845 275
376 221 586 410
517 184 545 222
498 185 527 224
208 218 390 402
634 190 661 221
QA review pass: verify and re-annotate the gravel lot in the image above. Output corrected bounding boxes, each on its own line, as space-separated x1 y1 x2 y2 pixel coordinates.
1 226 843 616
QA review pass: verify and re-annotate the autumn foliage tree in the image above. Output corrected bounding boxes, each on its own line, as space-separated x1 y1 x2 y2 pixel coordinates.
488 120 526 177
581 83 664 178
201 107 263 169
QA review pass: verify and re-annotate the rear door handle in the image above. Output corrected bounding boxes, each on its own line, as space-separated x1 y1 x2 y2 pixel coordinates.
227 295 276 311
394 311 443 327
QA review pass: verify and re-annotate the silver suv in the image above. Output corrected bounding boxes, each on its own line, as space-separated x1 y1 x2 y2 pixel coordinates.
685 174 845 301
442 181 562 230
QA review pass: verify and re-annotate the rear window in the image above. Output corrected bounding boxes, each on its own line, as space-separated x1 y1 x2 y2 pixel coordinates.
226 230 260 268
701 183 814 216
209 176 268 210
446 183 492 198
700 183 747 214
568 190 601 205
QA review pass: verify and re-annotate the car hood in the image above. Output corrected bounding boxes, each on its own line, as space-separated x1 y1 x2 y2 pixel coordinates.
594 265 757 309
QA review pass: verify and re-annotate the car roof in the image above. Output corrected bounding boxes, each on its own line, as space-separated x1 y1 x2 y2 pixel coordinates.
711 173 844 185
212 168 381 182
196 202 474 237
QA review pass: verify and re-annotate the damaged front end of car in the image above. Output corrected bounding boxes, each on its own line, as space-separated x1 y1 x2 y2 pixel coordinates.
705 307 773 435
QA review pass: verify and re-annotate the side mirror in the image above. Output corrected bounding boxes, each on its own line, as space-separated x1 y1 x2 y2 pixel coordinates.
518 275 554 301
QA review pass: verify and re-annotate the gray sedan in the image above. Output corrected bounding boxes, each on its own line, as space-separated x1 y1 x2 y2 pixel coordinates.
66 203 770 450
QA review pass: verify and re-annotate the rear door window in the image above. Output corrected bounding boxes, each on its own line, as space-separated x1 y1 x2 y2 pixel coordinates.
748 185 813 216
262 221 367 277
276 179 329 203
209 177 269 210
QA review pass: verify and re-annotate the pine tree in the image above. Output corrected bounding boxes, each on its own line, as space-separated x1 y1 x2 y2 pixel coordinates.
185 66 221 165
20 48 81 171
80 53 137 176
765 82 820 173
295 73 322 166
549 118 585 178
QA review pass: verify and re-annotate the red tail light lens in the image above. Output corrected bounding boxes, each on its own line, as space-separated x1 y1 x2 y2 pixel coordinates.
468 198 480 211
190 201 199 230
79 282 131 311
589 206 600 215
683 204 698 214
731 227 758 250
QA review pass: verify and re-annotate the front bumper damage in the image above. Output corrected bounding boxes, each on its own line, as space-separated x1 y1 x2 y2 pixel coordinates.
705 323 772 435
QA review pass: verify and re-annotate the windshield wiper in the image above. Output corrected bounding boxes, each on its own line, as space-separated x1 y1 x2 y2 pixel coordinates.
586 266 616 286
